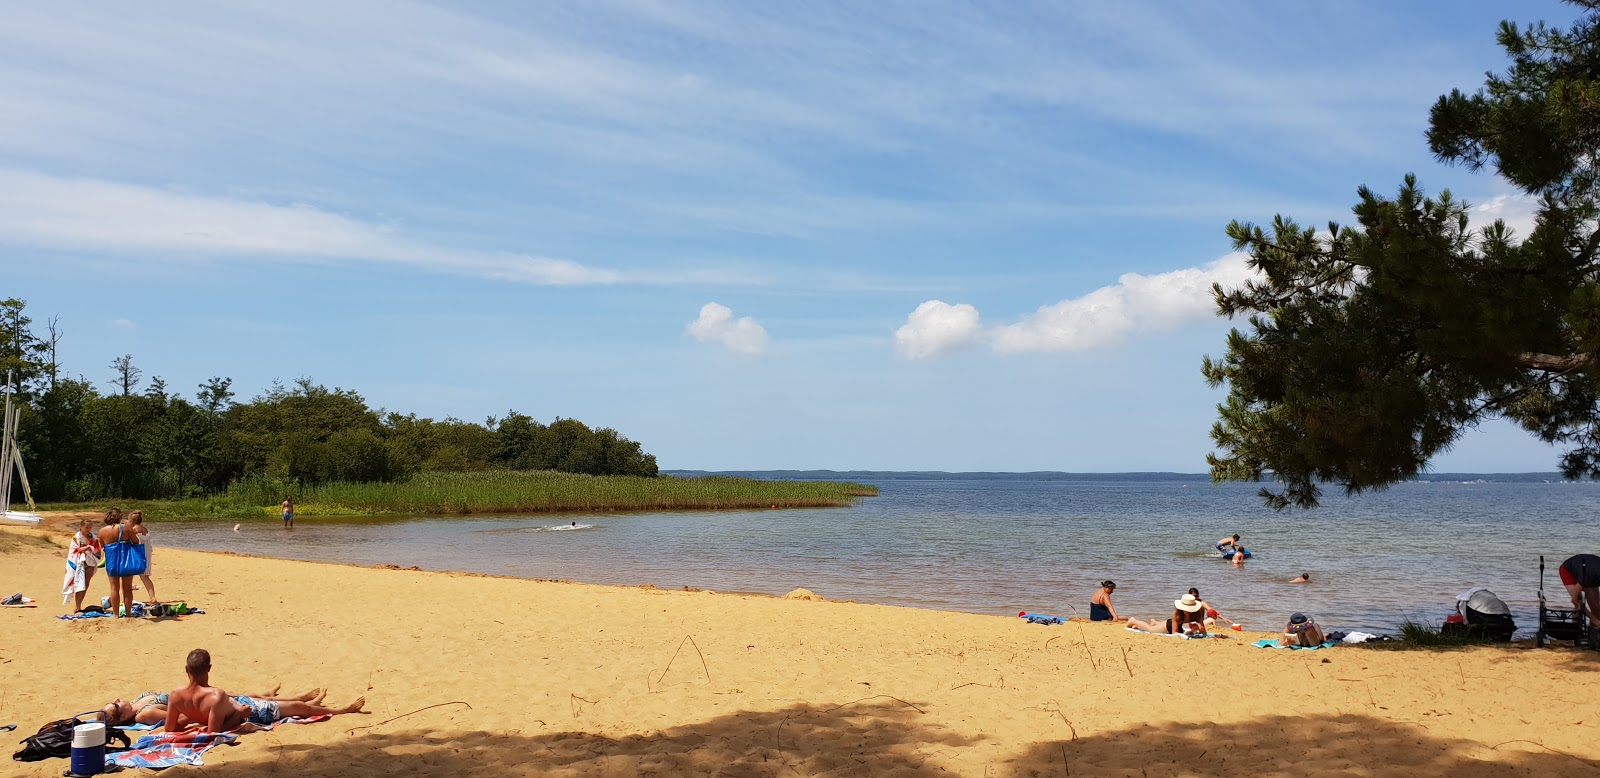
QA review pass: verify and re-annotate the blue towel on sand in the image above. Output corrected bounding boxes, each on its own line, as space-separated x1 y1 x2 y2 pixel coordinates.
1253 638 1336 650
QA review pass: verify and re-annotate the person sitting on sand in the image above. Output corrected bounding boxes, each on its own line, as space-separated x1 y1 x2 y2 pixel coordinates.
102 685 319 727
1089 580 1124 622
1127 594 1207 636
1290 572 1311 584
1188 587 1234 629
166 649 364 733
1278 612 1327 647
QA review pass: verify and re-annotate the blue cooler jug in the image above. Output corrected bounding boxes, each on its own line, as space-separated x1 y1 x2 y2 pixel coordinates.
69 721 106 776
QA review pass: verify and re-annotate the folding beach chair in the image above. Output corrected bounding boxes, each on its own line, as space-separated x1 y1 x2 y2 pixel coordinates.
1536 555 1590 648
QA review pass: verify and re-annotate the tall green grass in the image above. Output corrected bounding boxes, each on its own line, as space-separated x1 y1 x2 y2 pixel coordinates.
41 471 878 520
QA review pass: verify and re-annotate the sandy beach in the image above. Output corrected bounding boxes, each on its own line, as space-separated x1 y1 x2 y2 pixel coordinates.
2 522 1597 777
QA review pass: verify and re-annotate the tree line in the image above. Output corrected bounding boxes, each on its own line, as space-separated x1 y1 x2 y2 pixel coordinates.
0 298 659 501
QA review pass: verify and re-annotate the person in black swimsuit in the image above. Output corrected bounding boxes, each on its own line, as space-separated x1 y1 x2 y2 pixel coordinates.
1089 581 1124 622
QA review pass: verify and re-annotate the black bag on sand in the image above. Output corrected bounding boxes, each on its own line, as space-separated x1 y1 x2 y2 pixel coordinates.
11 711 130 762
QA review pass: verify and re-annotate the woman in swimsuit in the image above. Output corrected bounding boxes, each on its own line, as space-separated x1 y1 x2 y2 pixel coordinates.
1089 580 1124 622
1127 594 1207 635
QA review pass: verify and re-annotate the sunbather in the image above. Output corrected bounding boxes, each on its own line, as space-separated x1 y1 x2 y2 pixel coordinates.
1127 594 1207 636
102 684 319 727
1089 580 1124 622
1278 612 1326 647
166 649 364 733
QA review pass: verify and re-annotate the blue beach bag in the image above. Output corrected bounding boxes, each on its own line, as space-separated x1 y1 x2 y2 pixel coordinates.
103 524 147 577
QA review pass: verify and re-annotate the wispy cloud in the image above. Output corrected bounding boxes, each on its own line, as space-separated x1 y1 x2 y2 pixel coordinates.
898 254 1257 359
685 302 768 356
108 318 135 330
0 169 645 285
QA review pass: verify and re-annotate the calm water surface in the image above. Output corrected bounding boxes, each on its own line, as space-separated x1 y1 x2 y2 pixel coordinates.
156 478 1599 634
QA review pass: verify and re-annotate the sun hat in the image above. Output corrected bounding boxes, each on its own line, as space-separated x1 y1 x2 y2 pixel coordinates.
1174 594 1202 612
1290 612 1309 624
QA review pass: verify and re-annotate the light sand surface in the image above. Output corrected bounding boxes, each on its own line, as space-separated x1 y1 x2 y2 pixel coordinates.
2 524 1598 777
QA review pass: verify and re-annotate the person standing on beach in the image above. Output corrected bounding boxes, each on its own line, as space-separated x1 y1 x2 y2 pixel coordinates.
1089 581 1124 621
97 512 136 617
130 510 157 604
281 496 294 529
1559 553 1600 617
62 518 102 610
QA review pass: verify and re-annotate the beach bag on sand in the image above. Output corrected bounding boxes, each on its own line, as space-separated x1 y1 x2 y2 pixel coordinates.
103 524 147 578
12 712 129 762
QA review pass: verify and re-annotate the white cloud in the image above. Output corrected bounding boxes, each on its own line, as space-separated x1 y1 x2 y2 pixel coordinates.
1472 193 1539 242
0 169 666 285
685 302 768 356
109 318 135 330
898 254 1258 359
992 253 1255 354
894 300 983 360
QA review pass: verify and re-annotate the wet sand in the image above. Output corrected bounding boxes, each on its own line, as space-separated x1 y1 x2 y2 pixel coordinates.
2 524 1597 777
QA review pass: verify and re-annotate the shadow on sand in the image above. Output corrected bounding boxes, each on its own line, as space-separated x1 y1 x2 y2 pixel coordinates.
177 705 1595 777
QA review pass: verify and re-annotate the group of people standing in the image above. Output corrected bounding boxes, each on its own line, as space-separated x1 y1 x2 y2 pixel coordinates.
62 508 156 614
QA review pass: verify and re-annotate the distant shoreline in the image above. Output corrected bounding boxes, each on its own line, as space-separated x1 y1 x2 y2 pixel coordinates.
667 469 1573 483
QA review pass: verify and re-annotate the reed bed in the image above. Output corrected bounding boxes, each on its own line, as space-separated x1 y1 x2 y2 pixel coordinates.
42 471 878 520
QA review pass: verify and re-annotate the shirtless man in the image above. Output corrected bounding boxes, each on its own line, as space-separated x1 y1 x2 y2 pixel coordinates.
166 649 363 733
102 684 318 727
281 496 295 529
97 513 136 617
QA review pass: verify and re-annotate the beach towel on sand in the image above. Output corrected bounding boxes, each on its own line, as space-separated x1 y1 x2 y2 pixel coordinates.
106 717 330 769
1126 627 1229 640
107 731 238 769
1253 638 1337 650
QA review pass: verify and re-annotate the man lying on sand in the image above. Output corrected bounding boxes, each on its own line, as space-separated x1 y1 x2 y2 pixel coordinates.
166 648 364 733
103 685 324 727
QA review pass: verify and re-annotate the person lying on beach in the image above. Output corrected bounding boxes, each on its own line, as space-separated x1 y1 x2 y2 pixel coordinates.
166 649 364 733
1127 594 1207 636
1278 612 1326 647
1089 581 1124 622
102 685 321 727
1290 572 1310 584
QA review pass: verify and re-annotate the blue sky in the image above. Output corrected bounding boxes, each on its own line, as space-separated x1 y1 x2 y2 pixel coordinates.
0 1 1579 472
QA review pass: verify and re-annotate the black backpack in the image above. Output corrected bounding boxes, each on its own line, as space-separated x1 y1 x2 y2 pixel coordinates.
12 711 131 762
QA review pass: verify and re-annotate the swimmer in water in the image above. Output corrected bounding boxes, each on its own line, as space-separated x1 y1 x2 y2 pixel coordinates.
1290 572 1310 583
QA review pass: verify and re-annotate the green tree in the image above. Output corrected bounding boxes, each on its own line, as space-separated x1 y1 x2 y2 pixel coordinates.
0 298 47 395
1206 0 1600 508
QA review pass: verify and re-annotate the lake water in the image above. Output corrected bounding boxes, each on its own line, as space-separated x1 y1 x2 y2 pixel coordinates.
155 477 1599 635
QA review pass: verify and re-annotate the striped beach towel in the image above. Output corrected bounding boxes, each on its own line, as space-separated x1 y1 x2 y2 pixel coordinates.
107 731 239 769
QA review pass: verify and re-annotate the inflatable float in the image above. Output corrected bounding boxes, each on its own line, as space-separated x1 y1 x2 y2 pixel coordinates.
1220 548 1252 560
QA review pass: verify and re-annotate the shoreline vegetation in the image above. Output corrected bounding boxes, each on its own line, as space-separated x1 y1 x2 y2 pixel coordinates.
37 470 879 520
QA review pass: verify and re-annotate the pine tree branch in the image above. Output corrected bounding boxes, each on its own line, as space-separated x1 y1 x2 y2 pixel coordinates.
1515 352 1591 372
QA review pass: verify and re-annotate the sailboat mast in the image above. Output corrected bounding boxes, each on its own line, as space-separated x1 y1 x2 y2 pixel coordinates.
0 371 12 514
